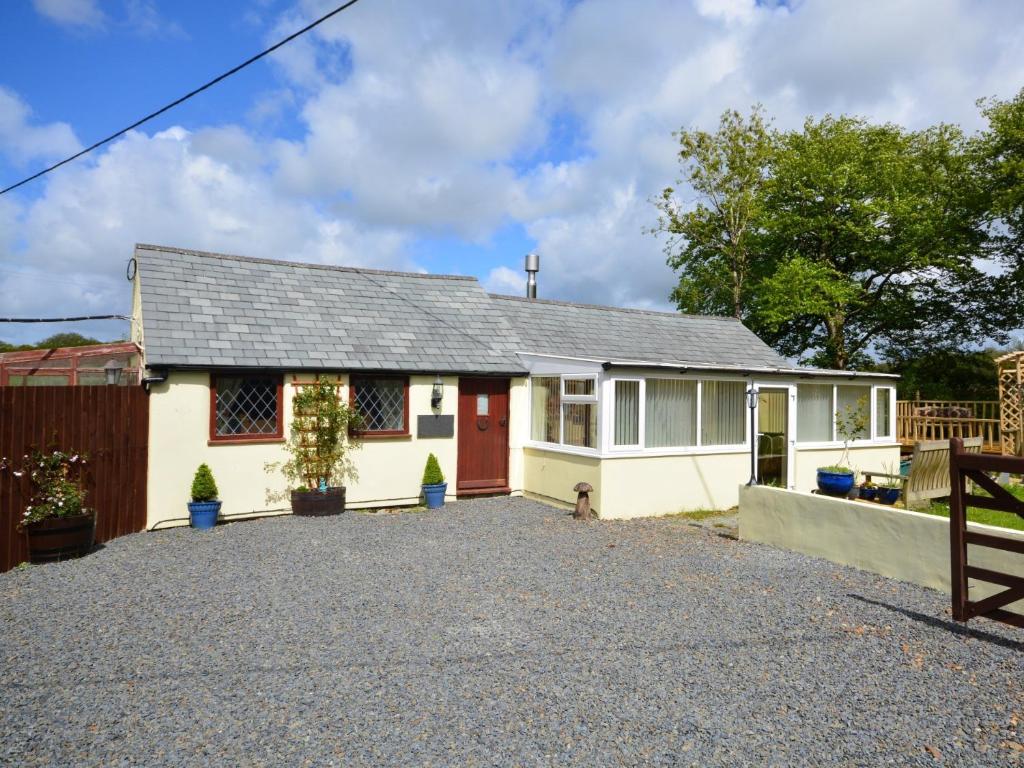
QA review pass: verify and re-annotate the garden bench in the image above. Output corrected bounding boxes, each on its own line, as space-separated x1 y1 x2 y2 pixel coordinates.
863 437 983 509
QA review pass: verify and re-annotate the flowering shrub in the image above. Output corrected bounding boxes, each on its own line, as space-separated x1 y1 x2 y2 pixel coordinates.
0 449 89 527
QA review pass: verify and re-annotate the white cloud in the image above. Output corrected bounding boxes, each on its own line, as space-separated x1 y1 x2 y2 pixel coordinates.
32 0 104 29
0 87 80 166
6 0 1024 343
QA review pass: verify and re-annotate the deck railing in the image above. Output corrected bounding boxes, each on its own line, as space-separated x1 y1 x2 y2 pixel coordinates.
897 400 1002 453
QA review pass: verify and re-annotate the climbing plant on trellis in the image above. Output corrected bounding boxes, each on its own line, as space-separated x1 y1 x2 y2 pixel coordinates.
997 351 1024 456
286 376 361 489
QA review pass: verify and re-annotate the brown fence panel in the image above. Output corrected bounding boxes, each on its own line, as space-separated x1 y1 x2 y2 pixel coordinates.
0 386 148 573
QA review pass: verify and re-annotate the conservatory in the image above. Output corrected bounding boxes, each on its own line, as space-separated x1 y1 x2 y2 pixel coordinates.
491 295 900 519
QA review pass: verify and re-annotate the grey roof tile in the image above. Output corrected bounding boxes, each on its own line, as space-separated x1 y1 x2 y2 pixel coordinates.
136 244 525 374
489 294 790 370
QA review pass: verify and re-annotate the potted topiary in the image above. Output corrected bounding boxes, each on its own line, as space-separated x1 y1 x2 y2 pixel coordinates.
188 463 221 530
267 378 361 516
816 396 868 497
421 453 447 509
2 448 95 564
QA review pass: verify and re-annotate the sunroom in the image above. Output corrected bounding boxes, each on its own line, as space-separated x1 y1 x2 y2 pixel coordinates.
491 294 900 519
522 363 898 518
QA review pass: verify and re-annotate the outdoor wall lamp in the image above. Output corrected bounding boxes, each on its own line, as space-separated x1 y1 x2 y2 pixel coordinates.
104 359 125 386
431 375 444 410
745 384 759 486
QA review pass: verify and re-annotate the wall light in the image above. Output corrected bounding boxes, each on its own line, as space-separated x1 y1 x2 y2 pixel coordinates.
104 359 125 386
431 375 444 409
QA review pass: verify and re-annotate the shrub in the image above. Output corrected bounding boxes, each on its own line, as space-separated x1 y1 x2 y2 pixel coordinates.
1 448 89 527
190 463 219 502
265 378 361 498
422 453 444 485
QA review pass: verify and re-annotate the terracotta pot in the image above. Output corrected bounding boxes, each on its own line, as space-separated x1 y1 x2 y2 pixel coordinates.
24 511 96 564
290 487 346 516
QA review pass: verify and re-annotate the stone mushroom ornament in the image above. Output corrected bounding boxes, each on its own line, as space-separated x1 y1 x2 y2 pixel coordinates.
573 482 595 520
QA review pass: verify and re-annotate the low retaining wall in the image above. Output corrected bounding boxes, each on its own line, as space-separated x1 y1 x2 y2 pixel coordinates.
738 485 1024 614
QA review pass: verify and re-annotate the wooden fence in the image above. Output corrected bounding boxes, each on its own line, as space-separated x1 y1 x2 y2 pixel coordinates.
897 400 1002 453
0 387 148 573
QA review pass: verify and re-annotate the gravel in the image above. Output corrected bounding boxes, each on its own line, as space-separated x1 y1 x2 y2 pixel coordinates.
1 497 1022 767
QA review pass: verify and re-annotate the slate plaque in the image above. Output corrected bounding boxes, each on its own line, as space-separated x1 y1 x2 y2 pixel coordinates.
417 414 454 438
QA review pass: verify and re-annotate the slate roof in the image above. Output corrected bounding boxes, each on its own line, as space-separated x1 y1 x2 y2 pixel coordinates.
489 294 792 370
134 245 525 374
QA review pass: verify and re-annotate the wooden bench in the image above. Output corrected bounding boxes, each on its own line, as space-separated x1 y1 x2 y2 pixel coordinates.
863 437 983 509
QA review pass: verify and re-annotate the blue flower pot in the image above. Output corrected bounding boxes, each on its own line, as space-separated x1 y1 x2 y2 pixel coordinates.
817 469 855 497
422 482 447 509
858 486 878 501
877 487 901 505
188 500 221 530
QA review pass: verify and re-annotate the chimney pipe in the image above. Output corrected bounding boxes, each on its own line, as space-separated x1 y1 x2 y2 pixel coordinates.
525 252 539 299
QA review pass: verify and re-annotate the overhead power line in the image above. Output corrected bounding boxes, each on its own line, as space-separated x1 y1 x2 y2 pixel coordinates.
0 0 364 196
0 315 129 323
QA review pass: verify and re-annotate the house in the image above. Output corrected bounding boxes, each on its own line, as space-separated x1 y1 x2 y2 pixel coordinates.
131 243 900 527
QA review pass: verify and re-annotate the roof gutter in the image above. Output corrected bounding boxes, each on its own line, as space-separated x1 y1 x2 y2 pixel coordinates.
598 359 899 379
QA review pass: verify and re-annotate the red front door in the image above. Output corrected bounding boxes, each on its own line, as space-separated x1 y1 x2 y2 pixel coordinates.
457 378 510 496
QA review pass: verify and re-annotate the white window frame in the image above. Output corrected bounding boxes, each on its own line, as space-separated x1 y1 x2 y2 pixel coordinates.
872 385 896 441
609 377 643 450
528 374 601 455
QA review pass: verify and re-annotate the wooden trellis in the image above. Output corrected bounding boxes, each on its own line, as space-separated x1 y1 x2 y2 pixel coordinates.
997 351 1024 456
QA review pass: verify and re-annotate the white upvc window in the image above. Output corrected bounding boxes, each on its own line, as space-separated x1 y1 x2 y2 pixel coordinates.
608 376 748 454
561 376 598 449
873 385 895 440
611 378 642 448
529 375 599 451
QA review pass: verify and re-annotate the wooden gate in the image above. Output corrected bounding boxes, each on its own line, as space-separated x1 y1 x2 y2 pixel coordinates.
0 387 149 573
948 437 1024 627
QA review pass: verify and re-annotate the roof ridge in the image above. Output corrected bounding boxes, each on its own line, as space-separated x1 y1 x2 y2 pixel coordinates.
134 243 479 282
487 292 742 322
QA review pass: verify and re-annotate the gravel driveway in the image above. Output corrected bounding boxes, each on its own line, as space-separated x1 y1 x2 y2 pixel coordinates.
1 497 1021 767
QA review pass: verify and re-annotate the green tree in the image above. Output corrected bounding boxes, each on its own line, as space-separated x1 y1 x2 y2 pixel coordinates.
35 333 102 349
976 88 1024 284
881 350 999 400
754 115 1000 369
655 106 776 320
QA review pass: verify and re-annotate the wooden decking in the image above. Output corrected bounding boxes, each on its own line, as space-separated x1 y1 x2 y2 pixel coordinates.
897 400 1003 454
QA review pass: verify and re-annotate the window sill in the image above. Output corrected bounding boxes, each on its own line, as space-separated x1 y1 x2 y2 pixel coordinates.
208 437 285 446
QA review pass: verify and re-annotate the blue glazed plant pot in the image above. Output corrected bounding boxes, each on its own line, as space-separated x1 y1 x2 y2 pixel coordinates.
858 486 878 501
422 482 447 510
187 500 221 530
817 469 855 497
877 487 901 505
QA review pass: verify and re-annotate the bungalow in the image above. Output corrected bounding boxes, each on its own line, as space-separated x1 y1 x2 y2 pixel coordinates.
131 244 899 527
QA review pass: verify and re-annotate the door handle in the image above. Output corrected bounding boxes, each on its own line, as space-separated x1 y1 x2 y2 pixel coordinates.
499 417 507 427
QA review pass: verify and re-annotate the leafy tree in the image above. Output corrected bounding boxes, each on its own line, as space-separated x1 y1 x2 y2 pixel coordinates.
34 333 102 349
976 88 1024 286
0 333 102 353
654 106 775 320
880 350 999 401
753 115 1003 369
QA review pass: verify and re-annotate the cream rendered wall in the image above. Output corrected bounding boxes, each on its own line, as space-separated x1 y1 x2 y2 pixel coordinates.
739 485 1024 613
599 452 750 519
794 445 901 492
523 447 602 512
146 372 461 529
507 378 528 495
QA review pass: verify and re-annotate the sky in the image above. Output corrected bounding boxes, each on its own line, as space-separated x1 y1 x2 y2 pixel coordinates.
1 0 1023 346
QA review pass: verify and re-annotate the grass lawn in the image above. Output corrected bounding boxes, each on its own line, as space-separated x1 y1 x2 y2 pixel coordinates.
919 483 1024 532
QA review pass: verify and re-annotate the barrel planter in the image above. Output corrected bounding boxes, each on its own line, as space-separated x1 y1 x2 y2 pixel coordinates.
291 487 346 516
25 512 96 564
187 500 221 530
422 482 447 509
